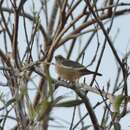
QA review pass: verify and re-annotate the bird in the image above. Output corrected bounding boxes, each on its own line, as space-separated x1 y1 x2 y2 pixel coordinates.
55 55 102 82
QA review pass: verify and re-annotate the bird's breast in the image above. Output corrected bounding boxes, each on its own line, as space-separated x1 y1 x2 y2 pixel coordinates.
55 64 81 81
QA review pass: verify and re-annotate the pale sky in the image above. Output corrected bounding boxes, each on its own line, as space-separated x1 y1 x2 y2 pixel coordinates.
0 0 130 130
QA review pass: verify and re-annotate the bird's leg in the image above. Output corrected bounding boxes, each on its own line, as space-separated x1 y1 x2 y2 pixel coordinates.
75 79 79 84
68 81 73 85
69 80 78 86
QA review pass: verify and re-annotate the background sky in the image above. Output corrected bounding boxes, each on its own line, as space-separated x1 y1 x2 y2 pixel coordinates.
0 0 130 130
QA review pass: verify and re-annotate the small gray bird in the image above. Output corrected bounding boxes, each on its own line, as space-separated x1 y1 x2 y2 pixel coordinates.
55 55 102 81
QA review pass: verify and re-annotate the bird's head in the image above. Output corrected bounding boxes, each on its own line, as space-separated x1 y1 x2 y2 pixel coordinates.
55 55 65 64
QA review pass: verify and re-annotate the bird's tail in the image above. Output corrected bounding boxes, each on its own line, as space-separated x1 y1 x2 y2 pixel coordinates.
81 68 102 76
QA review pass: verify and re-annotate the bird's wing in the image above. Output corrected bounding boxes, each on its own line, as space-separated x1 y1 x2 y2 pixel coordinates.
62 60 85 70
